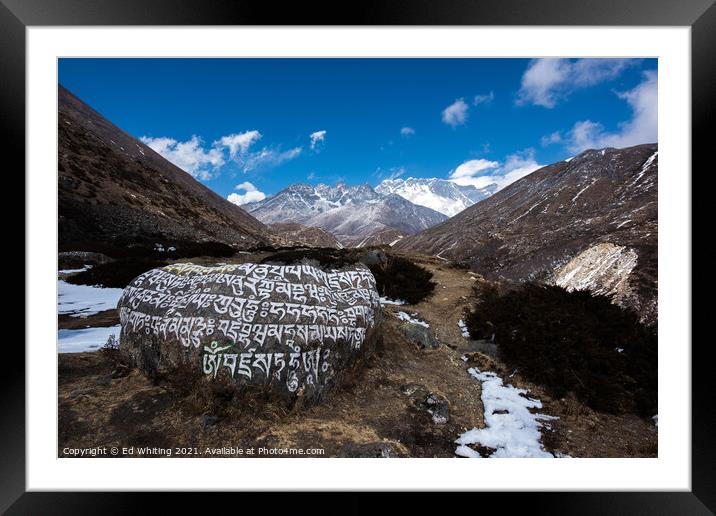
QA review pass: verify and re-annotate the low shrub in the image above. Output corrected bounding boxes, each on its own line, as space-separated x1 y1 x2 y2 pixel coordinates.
260 247 359 268
65 258 166 288
368 256 436 305
464 282 657 416
101 334 132 378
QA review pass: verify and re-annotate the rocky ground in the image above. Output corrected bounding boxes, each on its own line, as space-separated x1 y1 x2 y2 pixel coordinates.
58 253 657 458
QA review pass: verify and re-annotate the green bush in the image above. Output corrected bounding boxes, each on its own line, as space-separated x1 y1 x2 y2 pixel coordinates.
464 283 657 416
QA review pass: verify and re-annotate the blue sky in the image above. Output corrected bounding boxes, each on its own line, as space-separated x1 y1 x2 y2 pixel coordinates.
59 58 657 205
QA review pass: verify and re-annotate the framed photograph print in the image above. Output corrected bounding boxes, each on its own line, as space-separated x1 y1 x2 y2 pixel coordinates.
3 0 712 511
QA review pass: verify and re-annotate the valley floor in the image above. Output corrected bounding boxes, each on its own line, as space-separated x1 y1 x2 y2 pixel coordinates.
57 253 657 458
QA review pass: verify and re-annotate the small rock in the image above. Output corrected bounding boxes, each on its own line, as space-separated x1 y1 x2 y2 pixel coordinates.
401 383 427 398
399 323 439 350
339 442 398 458
202 414 219 429
69 388 96 399
424 393 449 425
96 373 113 386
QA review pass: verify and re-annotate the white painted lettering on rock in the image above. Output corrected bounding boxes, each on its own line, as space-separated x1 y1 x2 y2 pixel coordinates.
118 262 381 401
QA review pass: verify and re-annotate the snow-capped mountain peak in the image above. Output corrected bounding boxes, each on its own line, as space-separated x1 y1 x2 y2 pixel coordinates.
245 182 447 246
376 177 496 217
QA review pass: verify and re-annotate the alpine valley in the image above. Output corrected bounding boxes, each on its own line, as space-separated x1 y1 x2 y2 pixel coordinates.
57 75 659 461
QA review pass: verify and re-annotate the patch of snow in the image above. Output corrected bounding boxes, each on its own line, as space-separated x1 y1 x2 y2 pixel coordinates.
58 325 121 353
58 280 124 317
458 319 470 338
354 236 372 248
455 367 557 458
634 151 658 184
615 347 624 353
564 156 574 163
511 201 542 224
388 236 403 247
380 296 406 306
571 179 598 202
455 444 483 458
395 311 429 328
58 265 92 274
652 415 658 427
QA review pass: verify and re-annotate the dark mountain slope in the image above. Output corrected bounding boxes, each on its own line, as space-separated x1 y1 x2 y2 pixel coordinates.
58 85 271 256
395 144 658 324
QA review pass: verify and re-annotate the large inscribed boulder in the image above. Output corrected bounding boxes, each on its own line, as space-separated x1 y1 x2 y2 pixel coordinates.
118 262 381 401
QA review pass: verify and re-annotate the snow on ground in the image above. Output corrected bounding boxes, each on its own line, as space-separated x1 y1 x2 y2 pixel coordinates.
395 311 429 328
58 280 124 317
458 319 470 338
58 325 121 353
455 367 558 458
380 296 406 305
653 415 658 427
58 265 92 274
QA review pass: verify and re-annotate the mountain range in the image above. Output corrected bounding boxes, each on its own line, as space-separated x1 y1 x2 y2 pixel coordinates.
244 183 448 246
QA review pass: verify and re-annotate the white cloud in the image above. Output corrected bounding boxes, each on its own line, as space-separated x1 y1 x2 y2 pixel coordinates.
497 149 544 189
142 130 303 177
140 135 224 180
217 130 262 159
473 91 495 105
242 147 302 172
540 131 562 146
310 130 327 151
442 98 469 127
449 150 543 191
449 159 500 180
387 167 406 180
565 70 657 153
517 58 636 108
400 126 415 136
227 181 266 205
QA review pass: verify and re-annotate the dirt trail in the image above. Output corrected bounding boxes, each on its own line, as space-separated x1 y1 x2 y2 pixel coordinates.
393 253 482 352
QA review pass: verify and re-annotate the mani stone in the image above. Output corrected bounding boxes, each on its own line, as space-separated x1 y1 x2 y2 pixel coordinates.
117 262 382 403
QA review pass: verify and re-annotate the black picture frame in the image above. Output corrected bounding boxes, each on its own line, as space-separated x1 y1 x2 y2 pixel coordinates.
3 0 711 512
